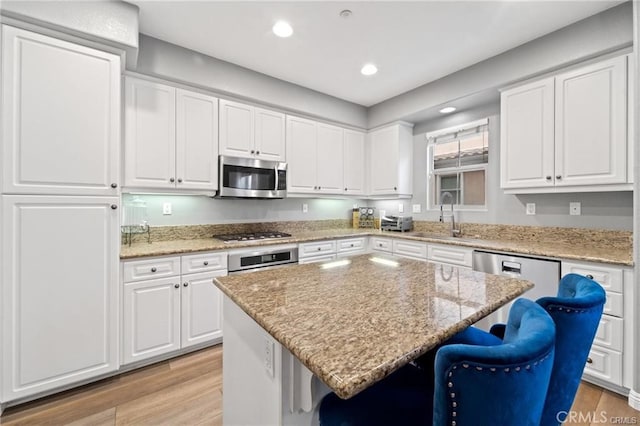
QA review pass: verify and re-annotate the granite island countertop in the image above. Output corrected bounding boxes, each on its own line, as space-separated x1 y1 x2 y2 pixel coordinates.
214 254 534 399
120 227 632 266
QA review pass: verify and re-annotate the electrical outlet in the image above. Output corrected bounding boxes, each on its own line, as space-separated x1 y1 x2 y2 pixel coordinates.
526 203 536 215
264 336 275 378
162 202 172 215
302 203 308 213
380 210 386 218
412 204 421 213
398 204 404 213
353 203 358 209
570 202 581 216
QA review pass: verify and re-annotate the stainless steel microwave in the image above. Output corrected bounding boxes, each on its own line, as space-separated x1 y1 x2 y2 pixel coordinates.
217 155 287 198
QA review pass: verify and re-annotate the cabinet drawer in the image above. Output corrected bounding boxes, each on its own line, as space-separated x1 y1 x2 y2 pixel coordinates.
298 254 337 264
123 257 181 282
427 244 473 267
593 314 623 351
583 346 622 386
562 261 623 293
393 240 427 260
336 237 367 255
604 291 623 318
299 240 336 257
370 237 392 253
181 252 227 274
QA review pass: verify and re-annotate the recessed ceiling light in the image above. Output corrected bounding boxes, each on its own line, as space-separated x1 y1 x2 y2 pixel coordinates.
361 63 378 76
439 106 457 114
272 20 293 38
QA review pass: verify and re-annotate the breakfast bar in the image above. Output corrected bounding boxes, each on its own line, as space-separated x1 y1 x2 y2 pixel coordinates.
214 254 534 425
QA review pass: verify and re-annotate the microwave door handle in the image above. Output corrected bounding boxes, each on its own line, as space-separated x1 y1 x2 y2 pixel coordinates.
274 166 279 191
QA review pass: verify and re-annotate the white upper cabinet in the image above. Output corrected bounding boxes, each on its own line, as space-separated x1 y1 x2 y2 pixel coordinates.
219 99 285 162
316 123 344 194
554 56 627 187
286 116 346 195
124 76 219 192
1 25 120 196
368 123 413 197
500 77 555 189
343 129 366 195
501 55 629 193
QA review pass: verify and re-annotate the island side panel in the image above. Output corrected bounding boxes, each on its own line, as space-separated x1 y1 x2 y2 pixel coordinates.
223 295 283 425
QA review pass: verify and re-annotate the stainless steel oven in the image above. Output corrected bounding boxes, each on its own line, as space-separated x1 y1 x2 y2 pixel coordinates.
217 155 287 198
227 244 298 274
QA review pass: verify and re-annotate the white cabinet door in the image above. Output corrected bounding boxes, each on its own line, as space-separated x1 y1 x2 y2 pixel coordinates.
343 129 366 195
181 270 225 348
2 195 119 400
286 116 317 193
500 77 555 189
123 276 181 364
176 89 219 191
369 126 399 195
255 107 286 162
219 99 254 158
124 77 176 189
554 56 627 186
316 123 344 193
2 25 120 196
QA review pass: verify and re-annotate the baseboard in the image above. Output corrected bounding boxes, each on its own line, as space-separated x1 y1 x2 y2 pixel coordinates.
628 389 640 411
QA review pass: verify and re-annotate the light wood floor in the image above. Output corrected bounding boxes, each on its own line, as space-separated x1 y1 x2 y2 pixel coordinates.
1 345 637 425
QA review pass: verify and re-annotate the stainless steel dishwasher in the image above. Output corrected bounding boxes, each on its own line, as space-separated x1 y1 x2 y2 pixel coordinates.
472 250 561 329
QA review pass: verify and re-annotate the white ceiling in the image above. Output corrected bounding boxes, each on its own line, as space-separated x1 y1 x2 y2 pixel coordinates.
129 1 623 107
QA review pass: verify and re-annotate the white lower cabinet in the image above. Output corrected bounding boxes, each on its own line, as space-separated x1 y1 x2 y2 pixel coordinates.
427 243 473 268
122 252 226 365
562 260 631 389
1 195 120 402
298 237 368 264
336 237 367 257
392 239 428 260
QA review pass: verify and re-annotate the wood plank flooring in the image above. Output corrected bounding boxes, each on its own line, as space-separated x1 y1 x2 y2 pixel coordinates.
1 345 637 425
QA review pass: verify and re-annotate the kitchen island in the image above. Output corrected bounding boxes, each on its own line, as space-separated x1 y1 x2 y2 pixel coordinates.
214 254 534 425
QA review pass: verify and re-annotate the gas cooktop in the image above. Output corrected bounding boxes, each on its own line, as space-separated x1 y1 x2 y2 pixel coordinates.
213 231 292 243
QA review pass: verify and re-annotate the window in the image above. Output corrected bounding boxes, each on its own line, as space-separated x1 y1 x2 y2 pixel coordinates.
427 118 489 209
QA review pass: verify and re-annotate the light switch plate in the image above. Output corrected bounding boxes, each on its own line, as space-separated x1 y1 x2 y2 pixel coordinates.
570 202 581 215
398 204 404 213
302 203 308 213
525 203 535 215
412 204 421 213
163 202 172 215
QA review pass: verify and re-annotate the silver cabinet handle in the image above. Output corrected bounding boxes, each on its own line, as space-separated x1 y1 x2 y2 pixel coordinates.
111 183 118 188
170 177 175 183
556 175 562 180
183 282 188 287
545 176 552 181
177 178 182 183
204 261 209 266
151 267 157 272
174 284 179 289
111 204 118 210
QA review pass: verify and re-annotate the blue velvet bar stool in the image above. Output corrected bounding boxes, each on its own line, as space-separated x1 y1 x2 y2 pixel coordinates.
319 298 556 426
490 273 606 425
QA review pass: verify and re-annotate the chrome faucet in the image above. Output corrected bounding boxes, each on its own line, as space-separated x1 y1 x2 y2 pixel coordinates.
440 191 462 237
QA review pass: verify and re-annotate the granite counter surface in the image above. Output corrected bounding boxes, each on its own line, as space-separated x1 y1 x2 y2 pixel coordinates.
214 254 534 399
120 228 632 266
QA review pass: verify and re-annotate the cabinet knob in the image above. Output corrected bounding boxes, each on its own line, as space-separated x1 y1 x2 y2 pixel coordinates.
110 204 118 210
174 284 179 289
318 186 321 190
251 150 255 154
350 244 354 247
556 175 562 180
183 282 189 287
586 357 593 364
586 274 594 280
345 188 347 191
317 247 321 251
394 186 397 191
170 177 175 183
177 178 183 183
204 261 209 266
151 267 157 272
545 176 552 181
256 150 260 155
111 183 118 188
378 243 382 247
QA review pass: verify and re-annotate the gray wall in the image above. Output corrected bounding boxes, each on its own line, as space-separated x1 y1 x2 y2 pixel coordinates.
368 2 633 128
123 194 364 226
374 103 633 231
134 34 368 129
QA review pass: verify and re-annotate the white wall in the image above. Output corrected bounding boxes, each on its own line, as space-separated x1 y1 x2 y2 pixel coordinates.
374 102 633 231
134 34 368 129
123 194 364 226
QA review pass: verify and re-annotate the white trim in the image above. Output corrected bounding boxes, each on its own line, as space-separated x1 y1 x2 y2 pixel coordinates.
628 389 640 411
425 118 489 139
